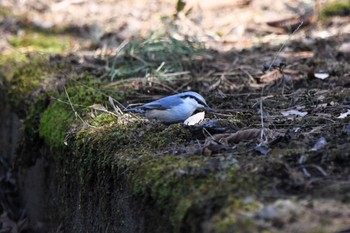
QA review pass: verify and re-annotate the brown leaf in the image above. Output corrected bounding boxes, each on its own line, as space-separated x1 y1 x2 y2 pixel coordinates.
209 129 277 145
259 70 283 84
202 129 269 155
223 129 262 144
266 13 315 31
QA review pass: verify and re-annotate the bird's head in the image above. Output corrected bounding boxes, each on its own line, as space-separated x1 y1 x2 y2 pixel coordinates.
179 91 213 112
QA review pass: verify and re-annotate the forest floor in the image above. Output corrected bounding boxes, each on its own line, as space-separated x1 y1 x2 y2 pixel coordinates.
1 0 350 232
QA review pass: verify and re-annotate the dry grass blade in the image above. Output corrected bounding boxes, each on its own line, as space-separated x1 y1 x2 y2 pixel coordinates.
108 96 123 115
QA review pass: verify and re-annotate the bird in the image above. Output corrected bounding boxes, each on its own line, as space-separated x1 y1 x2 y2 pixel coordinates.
125 91 213 124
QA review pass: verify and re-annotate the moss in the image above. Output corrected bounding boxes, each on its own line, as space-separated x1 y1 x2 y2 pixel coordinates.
39 101 74 148
0 6 14 21
129 154 258 232
9 30 71 53
91 113 116 127
39 85 105 148
1 47 262 231
66 84 104 105
0 52 107 149
0 52 46 82
320 1 350 20
144 123 192 149
25 94 51 134
72 122 195 225
209 197 262 233
70 112 262 232
0 51 28 76
0 53 53 115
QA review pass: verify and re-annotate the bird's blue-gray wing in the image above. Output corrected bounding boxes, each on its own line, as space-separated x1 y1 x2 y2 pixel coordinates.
141 96 183 110
125 95 183 113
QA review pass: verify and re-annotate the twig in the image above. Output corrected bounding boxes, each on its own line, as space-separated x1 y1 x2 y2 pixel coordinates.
266 21 304 72
258 21 304 146
302 167 311 177
202 127 215 140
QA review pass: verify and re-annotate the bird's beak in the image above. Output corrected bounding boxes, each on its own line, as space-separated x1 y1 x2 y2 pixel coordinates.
202 106 215 112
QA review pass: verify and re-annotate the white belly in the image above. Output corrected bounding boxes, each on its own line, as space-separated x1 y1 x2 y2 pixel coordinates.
145 103 196 123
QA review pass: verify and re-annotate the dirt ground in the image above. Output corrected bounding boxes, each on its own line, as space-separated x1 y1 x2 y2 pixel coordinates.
1 0 350 232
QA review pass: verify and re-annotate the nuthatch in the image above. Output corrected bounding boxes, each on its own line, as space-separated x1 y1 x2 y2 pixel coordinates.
126 91 212 123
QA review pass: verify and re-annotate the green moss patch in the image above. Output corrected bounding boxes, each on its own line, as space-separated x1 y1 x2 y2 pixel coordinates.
0 6 14 19
0 53 54 117
321 1 350 19
39 85 105 148
131 155 257 232
70 115 261 232
9 31 71 53
91 113 116 127
39 101 74 148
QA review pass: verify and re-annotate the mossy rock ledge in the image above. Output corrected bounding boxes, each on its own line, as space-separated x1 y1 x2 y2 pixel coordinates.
0 53 259 233
2 52 350 233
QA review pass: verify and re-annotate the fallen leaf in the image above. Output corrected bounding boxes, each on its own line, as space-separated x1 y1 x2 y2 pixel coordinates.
89 104 107 111
255 144 271 155
311 137 327 151
208 129 262 145
259 69 283 83
265 12 314 32
281 110 308 117
338 42 350 54
184 112 205 125
308 69 330 80
314 72 329 80
337 109 350 119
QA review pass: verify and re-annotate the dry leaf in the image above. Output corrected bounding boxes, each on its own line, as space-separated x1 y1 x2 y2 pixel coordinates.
202 129 279 155
184 112 205 126
259 70 283 83
337 109 350 119
281 110 308 117
338 42 350 54
89 104 107 111
314 73 329 80
311 137 327 151
266 13 314 31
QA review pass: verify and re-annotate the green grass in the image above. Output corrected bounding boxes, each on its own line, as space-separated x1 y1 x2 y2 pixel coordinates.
106 32 204 81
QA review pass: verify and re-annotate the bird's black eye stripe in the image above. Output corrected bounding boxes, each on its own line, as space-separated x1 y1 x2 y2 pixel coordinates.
181 95 207 106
